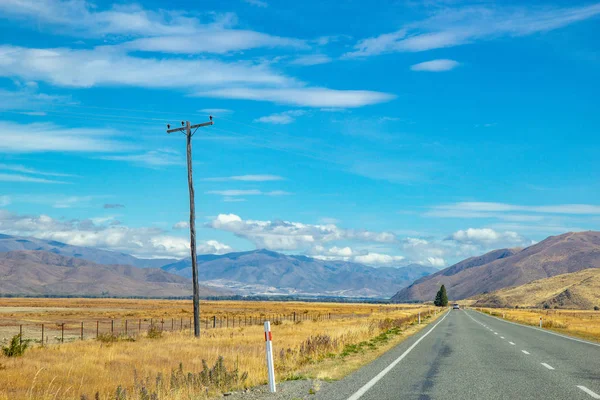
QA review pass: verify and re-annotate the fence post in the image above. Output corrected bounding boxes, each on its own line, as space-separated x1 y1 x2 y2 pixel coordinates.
293 312 296 322
19 325 22 345
61 323 64 343
180 318 183 331
81 322 84 340
139 319 141 334
97 321 99 338
41 324 44 347
213 316 216 328
111 319 114 334
264 321 276 393
161 319 164 331
125 320 128 336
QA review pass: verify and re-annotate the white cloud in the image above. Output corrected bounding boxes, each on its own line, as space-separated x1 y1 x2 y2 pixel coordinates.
411 59 460 72
199 108 233 115
255 110 306 124
203 175 284 182
310 245 405 265
0 121 129 153
244 0 268 7
0 173 68 184
195 87 396 108
450 228 526 246
0 209 231 258
0 45 290 89
0 163 75 177
123 31 305 54
0 87 72 112
353 252 405 265
346 3 600 57
173 221 189 230
0 196 10 207
427 257 446 267
290 54 333 66
100 149 184 167
428 202 600 217
208 213 396 251
206 190 291 196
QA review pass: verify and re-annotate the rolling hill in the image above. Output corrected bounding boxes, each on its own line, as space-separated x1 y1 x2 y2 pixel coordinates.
0 250 226 297
472 268 600 309
392 231 600 302
0 234 176 269
162 249 438 297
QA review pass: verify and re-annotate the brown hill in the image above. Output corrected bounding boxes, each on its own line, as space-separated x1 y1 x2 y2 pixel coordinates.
472 268 600 309
392 231 600 302
0 250 226 297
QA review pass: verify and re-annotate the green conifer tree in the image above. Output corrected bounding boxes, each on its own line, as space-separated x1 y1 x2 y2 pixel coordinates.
440 284 448 306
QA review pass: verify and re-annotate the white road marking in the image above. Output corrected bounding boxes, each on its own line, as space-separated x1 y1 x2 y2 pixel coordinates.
522 350 530 354
500 336 505 339
541 363 555 370
494 332 498 335
346 310 450 400
577 386 600 399
471 310 600 348
509 342 515 345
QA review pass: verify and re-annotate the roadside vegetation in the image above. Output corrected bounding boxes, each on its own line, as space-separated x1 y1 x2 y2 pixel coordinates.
476 307 600 343
0 299 441 399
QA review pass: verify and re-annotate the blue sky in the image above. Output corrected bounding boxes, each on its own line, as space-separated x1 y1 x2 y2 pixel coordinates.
0 0 599 267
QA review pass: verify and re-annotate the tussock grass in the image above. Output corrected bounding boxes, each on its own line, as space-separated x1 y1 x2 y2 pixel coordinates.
0 299 437 399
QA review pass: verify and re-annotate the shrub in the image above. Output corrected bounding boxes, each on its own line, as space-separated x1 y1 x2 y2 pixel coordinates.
594 306 599 311
543 303 550 309
96 333 135 344
146 325 162 339
2 334 30 357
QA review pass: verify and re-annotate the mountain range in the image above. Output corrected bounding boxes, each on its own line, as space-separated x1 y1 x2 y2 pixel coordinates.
0 234 437 298
392 231 600 302
0 250 226 297
0 233 176 269
161 249 438 297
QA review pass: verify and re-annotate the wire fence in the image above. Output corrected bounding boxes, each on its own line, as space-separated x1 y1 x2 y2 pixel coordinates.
0 309 420 346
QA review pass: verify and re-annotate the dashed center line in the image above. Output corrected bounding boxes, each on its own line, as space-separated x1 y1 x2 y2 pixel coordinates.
494 332 498 335
577 386 600 399
541 363 555 370
522 350 530 355
509 342 515 345
500 336 505 339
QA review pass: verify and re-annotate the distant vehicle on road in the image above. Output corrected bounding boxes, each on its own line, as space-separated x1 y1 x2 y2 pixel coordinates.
452 303 460 310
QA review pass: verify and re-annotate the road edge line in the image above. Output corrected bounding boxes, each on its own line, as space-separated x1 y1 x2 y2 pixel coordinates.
346 309 451 400
471 309 600 348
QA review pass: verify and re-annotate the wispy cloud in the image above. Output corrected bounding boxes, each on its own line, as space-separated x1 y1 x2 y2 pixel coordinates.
0 163 75 177
427 202 600 217
198 108 233 115
0 196 10 207
103 203 125 209
411 59 460 72
0 121 130 153
244 0 268 7
254 110 305 124
203 175 284 182
346 3 600 57
290 54 333 66
206 190 291 196
100 149 184 167
197 87 396 108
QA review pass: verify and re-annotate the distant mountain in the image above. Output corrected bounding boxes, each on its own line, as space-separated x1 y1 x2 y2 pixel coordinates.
472 268 600 309
0 234 176 269
392 231 600 302
162 249 438 297
0 250 226 297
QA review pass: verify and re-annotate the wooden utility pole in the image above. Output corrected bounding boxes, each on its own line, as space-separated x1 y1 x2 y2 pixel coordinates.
166 117 214 338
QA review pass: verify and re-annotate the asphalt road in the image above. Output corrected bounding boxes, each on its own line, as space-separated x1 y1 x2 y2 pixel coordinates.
317 308 600 400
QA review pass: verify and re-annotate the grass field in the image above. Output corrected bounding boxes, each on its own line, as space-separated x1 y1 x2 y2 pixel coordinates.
476 307 600 343
0 298 441 400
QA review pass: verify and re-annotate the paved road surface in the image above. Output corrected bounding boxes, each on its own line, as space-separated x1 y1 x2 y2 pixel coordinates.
317 309 600 400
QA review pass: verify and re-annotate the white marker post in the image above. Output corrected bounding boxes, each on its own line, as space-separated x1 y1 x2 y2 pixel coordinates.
418 312 421 324
539 317 543 328
264 321 276 393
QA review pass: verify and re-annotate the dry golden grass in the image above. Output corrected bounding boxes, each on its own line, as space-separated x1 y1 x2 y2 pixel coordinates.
0 298 440 399
476 307 600 343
